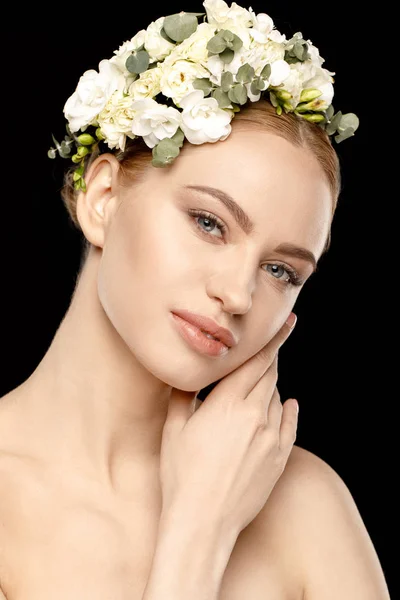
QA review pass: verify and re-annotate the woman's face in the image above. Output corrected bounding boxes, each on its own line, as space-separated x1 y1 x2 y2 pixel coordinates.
95 129 332 391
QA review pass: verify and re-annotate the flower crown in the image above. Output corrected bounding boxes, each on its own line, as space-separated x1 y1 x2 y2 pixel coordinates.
48 0 359 192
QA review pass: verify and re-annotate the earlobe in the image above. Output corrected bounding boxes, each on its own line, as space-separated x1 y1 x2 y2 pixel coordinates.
76 154 121 249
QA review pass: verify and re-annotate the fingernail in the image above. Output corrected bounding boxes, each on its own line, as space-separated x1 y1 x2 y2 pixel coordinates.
285 312 297 329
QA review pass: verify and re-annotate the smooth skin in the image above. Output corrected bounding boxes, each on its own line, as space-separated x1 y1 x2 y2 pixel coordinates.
0 129 390 598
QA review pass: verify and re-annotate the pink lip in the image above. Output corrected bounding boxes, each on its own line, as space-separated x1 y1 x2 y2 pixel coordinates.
171 309 237 348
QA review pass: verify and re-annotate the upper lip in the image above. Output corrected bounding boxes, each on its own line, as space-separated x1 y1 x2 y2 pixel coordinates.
172 309 237 348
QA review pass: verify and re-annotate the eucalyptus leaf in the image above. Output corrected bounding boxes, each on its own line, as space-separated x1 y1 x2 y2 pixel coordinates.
51 134 61 151
163 12 198 42
325 110 342 135
228 83 247 105
250 80 261 97
126 50 150 74
253 76 267 91
231 33 243 52
207 33 227 54
221 71 234 92
47 148 57 159
222 30 234 42
236 63 254 83
211 87 232 108
219 47 234 64
325 104 335 120
260 63 271 79
335 127 354 142
269 91 278 108
338 113 359 133
192 77 213 95
160 27 176 43
170 127 185 147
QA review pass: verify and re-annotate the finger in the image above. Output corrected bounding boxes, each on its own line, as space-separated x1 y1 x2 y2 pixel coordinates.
244 354 278 414
164 388 199 434
209 313 297 401
266 386 283 431
279 399 299 452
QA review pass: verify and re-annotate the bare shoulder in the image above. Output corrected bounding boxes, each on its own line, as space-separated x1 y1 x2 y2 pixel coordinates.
264 444 390 600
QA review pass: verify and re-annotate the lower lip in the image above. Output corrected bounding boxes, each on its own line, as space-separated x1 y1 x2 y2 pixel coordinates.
171 313 229 357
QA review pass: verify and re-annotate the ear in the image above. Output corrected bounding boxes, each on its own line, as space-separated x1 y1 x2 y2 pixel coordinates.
76 153 121 249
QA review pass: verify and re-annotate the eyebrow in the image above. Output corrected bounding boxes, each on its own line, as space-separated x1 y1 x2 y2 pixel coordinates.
183 184 318 273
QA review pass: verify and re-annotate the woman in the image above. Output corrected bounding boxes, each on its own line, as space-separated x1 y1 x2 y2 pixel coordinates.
0 1 389 599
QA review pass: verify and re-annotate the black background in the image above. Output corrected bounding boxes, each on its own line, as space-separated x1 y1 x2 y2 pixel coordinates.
1 2 393 596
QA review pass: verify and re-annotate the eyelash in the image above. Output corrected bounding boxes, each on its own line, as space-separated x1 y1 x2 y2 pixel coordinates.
188 209 304 287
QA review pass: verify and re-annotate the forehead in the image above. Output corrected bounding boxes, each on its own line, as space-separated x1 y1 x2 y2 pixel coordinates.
145 130 333 259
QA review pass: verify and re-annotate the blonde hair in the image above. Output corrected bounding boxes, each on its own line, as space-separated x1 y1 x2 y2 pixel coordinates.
61 98 341 263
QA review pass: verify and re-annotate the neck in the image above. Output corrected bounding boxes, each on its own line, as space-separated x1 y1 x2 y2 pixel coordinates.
14 253 175 495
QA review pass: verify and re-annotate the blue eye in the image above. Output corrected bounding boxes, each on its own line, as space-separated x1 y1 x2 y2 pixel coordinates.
188 209 304 287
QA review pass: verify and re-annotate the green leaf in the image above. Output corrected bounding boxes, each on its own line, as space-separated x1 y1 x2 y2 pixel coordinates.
221 71 234 92
325 104 335 121
47 148 57 159
160 27 176 44
236 63 254 83
325 110 342 135
126 50 150 75
250 80 261 96
231 33 243 52
207 33 227 54
74 181 81 191
253 76 266 91
222 30 234 42
335 127 355 142
228 83 247 105
76 163 85 176
192 77 213 95
80 178 87 192
170 127 185 147
73 171 81 182
219 47 235 64
269 91 278 108
338 113 359 133
163 12 198 43
77 133 96 146
260 63 271 79
211 87 232 108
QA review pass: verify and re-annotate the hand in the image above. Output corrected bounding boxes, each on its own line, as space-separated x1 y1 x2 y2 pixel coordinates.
159 313 299 536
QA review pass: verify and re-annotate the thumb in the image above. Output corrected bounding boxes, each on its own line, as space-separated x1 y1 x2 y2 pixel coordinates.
165 388 199 433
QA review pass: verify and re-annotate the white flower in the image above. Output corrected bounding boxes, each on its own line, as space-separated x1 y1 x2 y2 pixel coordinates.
160 59 210 104
179 89 233 144
145 17 175 62
97 90 137 151
279 67 303 108
130 98 181 148
110 30 147 73
128 66 162 100
204 0 252 29
163 22 216 66
64 59 125 132
248 11 274 44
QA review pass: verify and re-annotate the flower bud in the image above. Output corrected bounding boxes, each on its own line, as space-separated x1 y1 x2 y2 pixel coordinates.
301 113 325 123
77 146 89 157
300 88 322 103
77 133 96 146
72 154 82 163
